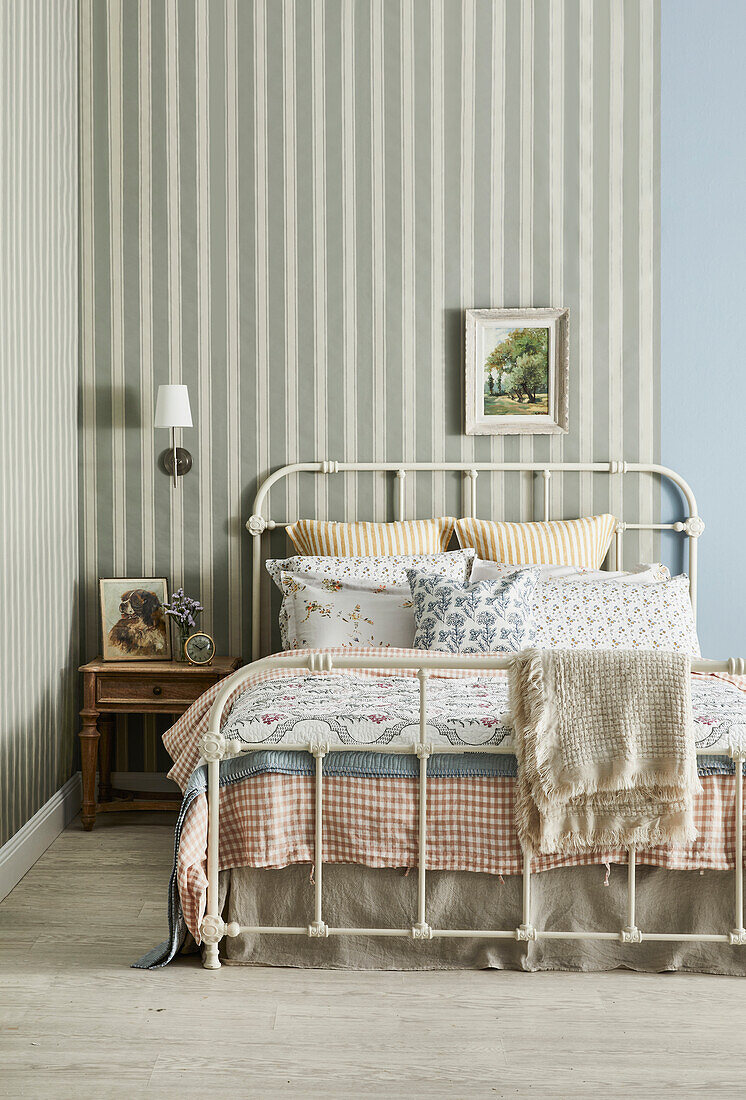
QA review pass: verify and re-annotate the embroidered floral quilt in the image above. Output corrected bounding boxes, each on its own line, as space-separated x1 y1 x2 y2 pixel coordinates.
220 668 746 764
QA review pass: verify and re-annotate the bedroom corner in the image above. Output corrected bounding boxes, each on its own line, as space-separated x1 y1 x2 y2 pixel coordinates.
1 1 745 1097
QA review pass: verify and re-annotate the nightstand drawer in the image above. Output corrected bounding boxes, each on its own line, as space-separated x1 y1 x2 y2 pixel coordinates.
96 673 213 706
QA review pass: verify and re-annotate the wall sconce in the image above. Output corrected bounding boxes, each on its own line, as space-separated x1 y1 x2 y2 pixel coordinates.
154 384 193 488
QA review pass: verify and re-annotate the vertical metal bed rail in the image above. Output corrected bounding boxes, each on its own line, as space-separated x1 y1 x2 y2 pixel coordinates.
614 521 626 573
201 755 226 969
731 749 746 945
463 468 478 518
396 468 406 521
611 460 626 571
688 529 699 615
621 846 641 943
518 848 534 942
413 669 432 939
309 745 329 938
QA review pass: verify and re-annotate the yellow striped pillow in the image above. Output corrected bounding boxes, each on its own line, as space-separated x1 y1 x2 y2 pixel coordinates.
286 518 456 557
454 514 617 570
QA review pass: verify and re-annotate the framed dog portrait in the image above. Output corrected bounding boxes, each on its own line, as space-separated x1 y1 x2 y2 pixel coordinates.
99 578 172 661
465 307 569 434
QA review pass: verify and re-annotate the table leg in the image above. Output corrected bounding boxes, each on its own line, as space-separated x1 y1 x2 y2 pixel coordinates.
98 715 114 803
80 671 99 831
79 714 100 831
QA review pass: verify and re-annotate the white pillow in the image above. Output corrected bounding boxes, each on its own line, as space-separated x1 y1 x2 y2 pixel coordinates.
533 573 701 656
471 559 670 584
267 548 474 589
280 573 415 650
406 568 540 654
267 549 475 649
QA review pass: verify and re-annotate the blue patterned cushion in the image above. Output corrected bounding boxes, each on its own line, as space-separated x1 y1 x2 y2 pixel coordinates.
406 568 539 654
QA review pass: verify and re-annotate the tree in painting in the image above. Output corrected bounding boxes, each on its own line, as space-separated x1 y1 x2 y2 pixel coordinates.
484 327 549 414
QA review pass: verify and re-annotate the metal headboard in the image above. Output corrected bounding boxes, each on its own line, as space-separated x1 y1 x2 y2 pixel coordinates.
246 461 703 662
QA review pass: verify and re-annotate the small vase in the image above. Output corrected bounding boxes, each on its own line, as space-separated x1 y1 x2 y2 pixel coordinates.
174 627 190 662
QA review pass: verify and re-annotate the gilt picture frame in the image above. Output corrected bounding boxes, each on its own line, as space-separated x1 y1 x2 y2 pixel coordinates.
99 577 172 661
465 307 569 435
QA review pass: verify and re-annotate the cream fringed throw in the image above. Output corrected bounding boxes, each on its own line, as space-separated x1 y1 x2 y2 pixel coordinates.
508 648 701 855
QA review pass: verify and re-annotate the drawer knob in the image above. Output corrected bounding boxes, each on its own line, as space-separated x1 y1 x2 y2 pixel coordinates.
152 685 163 696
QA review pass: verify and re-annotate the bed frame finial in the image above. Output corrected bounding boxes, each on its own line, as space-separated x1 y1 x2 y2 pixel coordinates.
674 516 705 538
246 514 267 535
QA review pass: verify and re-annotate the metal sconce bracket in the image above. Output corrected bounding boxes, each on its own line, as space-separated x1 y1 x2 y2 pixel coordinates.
161 444 193 486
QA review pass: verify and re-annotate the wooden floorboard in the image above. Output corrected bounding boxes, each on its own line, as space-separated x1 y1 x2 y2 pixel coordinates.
1 812 746 1098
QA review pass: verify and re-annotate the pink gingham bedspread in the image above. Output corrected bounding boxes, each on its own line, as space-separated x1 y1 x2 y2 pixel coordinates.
162 648 746 940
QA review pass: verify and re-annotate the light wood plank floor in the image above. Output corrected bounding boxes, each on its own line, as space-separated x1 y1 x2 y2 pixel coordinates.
2 813 746 1098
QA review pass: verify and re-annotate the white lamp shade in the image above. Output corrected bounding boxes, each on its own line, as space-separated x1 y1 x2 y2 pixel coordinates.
154 384 193 428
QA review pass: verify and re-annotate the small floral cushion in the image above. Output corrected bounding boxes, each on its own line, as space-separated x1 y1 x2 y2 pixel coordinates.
406 568 540 654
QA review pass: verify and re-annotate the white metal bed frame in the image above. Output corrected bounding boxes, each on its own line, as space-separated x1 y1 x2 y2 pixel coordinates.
197 461 745 970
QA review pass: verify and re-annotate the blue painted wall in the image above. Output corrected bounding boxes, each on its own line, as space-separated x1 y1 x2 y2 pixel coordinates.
662 0 746 656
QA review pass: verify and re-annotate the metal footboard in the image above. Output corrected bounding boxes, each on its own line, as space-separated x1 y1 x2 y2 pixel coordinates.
198 652 746 970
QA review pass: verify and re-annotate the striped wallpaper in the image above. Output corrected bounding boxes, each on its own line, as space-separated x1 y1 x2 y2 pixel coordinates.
0 0 78 845
79 0 660 771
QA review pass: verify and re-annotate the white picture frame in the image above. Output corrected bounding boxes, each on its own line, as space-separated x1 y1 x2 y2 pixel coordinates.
465 307 569 435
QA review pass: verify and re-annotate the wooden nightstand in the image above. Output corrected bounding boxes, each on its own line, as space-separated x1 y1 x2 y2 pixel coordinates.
78 656 242 830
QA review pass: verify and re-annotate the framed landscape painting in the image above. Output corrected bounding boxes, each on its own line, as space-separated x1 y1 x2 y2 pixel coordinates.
465 307 569 435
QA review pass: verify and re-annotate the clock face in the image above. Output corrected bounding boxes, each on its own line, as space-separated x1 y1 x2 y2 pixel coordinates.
185 632 215 665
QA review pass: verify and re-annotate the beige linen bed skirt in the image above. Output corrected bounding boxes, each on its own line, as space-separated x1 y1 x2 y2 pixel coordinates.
208 864 746 976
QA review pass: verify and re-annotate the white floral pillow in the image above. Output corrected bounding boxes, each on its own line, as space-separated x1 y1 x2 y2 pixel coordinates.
267 548 474 589
267 549 475 649
534 573 701 655
280 573 416 650
471 559 670 585
406 569 540 654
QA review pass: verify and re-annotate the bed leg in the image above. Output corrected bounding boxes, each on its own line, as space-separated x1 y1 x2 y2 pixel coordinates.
202 942 220 970
201 755 223 969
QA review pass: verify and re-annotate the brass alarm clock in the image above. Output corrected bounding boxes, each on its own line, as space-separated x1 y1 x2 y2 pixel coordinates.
184 632 216 666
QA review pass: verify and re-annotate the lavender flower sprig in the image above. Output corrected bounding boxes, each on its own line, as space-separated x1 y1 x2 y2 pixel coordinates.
163 588 204 633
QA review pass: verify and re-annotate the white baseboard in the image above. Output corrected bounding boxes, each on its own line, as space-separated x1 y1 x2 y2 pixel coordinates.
0 773 82 902
110 771 180 794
